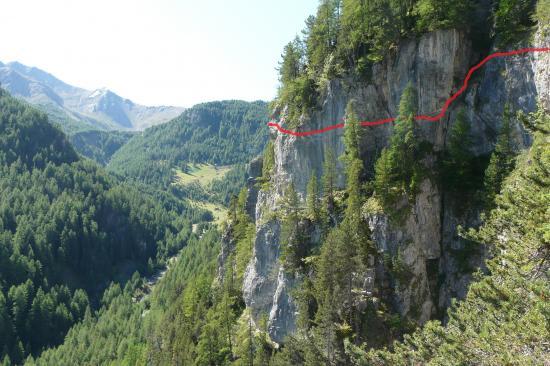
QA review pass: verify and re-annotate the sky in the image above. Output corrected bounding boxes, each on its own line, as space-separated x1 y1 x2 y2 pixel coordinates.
0 0 318 107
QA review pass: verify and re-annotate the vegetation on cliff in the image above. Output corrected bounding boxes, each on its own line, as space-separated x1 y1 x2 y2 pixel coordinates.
276 0 541 128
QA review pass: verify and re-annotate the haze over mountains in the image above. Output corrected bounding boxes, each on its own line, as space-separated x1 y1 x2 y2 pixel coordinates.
0 60 185 131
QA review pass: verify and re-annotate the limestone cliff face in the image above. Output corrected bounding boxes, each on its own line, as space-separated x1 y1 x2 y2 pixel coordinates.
240 28 549 343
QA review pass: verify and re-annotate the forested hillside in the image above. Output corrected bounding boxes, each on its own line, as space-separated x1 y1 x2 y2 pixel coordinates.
360 107 549 366
108 100 269 190
0 89 200 364
30 106 550 365
29 189 253 365
68 130 135 165
30 227 222 365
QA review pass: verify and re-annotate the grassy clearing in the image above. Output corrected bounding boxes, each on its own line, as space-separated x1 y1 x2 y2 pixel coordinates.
190 200 228 226
174 163 232 186
173 164 231 227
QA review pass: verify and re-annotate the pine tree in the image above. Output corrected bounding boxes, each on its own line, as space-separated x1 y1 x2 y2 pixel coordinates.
391 82 419 193
229 195 238 222
343 100 362 162
261 141 275 185
484 105 516 206
374 147 395 205
340 101 372 327
373 83 422 209
278 38 304 85
0 292 13 358
341 99 367 231
414 0 474 32
314 228 342 363
494 0 536 47
221 291 235 357
307 0 342 77
253 315 272 365
1 354 10 366
237 187 249 222
280 184 306 272
342 155 369 271
306 171 320 222
321 147 337 227
442 108 475 192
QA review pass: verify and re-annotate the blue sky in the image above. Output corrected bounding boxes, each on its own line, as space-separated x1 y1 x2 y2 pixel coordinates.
0 0 318 106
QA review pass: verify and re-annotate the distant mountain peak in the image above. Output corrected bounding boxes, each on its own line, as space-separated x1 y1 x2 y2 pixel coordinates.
88 88 108 98
0 61 185 131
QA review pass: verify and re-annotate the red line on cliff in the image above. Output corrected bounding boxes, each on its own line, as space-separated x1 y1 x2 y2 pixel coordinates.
268 47 550 137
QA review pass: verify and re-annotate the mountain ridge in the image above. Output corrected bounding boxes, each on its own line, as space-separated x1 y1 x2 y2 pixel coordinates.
0 61 185 131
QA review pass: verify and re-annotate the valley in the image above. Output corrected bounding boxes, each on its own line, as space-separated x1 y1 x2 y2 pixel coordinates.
174 163 233 186
174 164 234 226
0 1 549 365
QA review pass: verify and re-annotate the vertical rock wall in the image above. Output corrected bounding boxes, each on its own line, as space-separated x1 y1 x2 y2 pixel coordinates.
240 28 549 343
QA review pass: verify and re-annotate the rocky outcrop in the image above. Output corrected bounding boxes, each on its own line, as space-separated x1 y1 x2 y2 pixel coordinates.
217 156 264 285
367 178 441 323
242 213 286 340
534 27 550 111
216 226 236 285
245 156 263 220
240 27 550 343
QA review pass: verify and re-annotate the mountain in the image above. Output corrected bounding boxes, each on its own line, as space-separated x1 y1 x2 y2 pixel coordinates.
0 88 204 364
15 1 550 365
61 1 545 365
108 100 270 191
0 61 185 132
68 130 135 166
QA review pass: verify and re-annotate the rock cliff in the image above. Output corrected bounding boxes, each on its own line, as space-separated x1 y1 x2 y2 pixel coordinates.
239 27 549 344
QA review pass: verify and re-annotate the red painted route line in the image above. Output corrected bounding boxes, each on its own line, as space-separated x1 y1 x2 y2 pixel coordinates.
268 47 550 137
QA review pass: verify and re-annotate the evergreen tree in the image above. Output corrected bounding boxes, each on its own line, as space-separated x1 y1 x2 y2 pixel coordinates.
339 0 370 68
229 194 238 223
306 0 342 77
306 171 320 222
342 102 366 241
278 37 304 85
340 101 372 327
391 83 419 194
321 147 337 230
414 0 474 32
494 0 537 47
1 354 10 366
221 291 236 357
535 0 550 26
280 184 306 272
343 100 362 162
442 108 476 192
484 105 516 206
374 147 394 204
373 83 422 210
237 187 249 222
261 140 275 185
0 293 13 355
313 228 342 364
253 316 272 366
338 0 405 65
